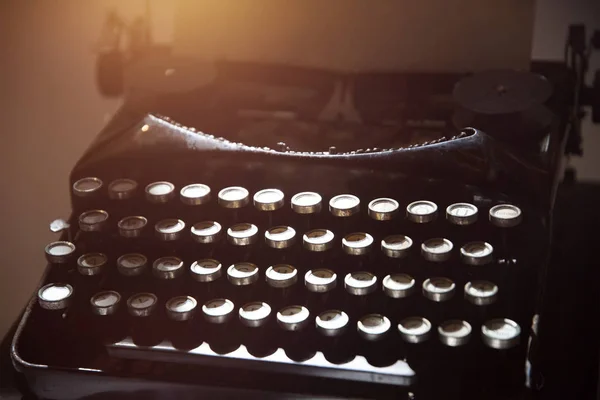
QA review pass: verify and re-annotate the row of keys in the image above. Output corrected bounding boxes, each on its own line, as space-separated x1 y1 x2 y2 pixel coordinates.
46 229 495 265
73 177 523 227
43 248 500 303
37 283 520 350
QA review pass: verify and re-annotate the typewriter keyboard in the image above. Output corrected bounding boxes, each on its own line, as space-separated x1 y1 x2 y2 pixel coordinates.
35 177 533 394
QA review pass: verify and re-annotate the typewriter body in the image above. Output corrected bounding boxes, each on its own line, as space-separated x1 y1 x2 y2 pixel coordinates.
9 2 597 399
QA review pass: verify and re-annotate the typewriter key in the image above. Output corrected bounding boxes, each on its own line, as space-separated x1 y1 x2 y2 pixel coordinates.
191 221 222 244
265 226 296 249
316 310 349 337
45 241 76 264
368 198 399 221
73 177 103 197
108 178 138 200
446 203 478 225
383 274 416 298
398 317 432 343
239 301 271 328
152 256 185 279
464 281 498 306
329 194 360 217
254 188 284 211
117 253 148 276
227 262 259 286
38 283 73 310
481 318 521 350
303 229 335 252
78 210 109 232
344 272 377 296
342 232 373 256
155 218 185 241
461 242 494 266
202 298 238 354
381 235 413 258
278 305 314 361
407 200 438 223
439 320 472 347
90 290 121 316
305 269 337 293
489 204 522 228
77 253 107 276
422 277 456 302
118 216 147 238
203 298 235 324
421 238 453 262
190 259 222 282
357 314 391 341
180 183 211 205
218 186 250 208
277 305 310 332
145 181 176 204
166 295 197 321
227 223 259 246
266 264 298 288
127 292 158 317
291 192 322 214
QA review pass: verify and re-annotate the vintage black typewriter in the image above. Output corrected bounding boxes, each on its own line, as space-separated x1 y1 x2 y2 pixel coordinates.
7 5 600 399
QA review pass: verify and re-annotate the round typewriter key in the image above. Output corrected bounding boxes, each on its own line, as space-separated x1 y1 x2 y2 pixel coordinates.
316 310 349 337
218 186 250 208
203 298 235 324
108 178 138 200
277 305 310 331
461 241 494 266
190 259 222 282
482 318 521 350
127 292 158 317
329 194 360 217
266 264 298 288
73 177 103 197
227 223 259 246
78 210 109 232
303 229 335 252
118 216 147 238
77 253 107 276
422 277 456 302
407 200 438 223
239 301 271 328
265 226 296 249
38 283 73 310
45 241 76 264
305 269 337 293
446 203 478 225
357 314 391 341
180 183 211 205
152 256 185 279
291 192 322 214
421 238 453 262
253 188 284 211
90 290 121 316
398 317 432 343
117 253 147 276
439 320 472 347
166 295 197 321
191 221 222 244
344 272 377 296
489 204 522 228
155 218 186 241
145 181 175 204
464 281 498 306
342 232 374 255
227 262 259 286
381 235 413 258
368 198 399 221
383 274 416 298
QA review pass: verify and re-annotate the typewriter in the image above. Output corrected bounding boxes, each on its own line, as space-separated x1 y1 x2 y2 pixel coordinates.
7 3 600 399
